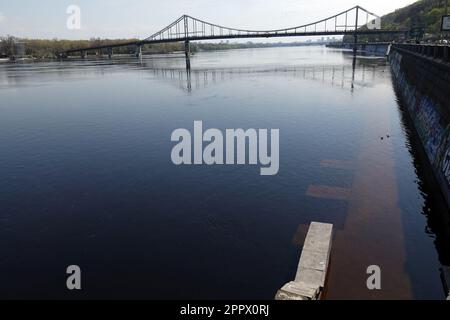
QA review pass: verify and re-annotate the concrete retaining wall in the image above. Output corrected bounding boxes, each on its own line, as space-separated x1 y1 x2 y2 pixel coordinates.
389 44 450 207
327 42 390 56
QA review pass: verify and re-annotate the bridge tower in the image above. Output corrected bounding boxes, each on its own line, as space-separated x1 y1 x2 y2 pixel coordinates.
184 15 191 70
353 6 359 54
185 40 191 70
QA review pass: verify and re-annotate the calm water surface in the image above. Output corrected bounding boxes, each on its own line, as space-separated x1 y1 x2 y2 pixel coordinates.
0 46 448 299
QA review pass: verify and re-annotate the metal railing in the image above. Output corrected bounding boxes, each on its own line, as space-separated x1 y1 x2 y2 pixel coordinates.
393 43 450 62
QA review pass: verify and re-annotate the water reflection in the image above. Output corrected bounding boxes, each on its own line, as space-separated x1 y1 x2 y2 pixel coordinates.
0 48 386 94
146 61 384 93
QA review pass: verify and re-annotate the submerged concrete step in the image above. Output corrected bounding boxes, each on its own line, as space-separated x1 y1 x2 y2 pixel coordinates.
306 185 351 201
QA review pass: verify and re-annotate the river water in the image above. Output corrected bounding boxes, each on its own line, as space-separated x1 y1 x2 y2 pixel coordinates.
0 46 448 299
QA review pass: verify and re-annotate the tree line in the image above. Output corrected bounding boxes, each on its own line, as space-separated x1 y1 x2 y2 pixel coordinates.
1 37 329 59
344 0 449 42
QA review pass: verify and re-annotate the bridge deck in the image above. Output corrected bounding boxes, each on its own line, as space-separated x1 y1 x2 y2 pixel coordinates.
64 30 407 54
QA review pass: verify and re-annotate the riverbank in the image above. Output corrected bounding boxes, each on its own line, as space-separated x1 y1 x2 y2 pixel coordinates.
326 42 391 56
0 36 336 60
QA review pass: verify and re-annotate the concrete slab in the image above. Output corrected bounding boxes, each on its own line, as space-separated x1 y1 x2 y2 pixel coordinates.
275 222 333 300
297 249 328 272
303 222 333 254
275 281 319 300
295 268 325 288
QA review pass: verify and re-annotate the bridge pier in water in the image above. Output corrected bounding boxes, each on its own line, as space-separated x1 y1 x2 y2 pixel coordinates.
135 45 142 58
108 47 113 59
353 34 358 54
353 6 359 54
185 40 191 70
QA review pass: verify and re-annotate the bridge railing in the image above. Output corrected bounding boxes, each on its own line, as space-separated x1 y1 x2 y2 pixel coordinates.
393 43 450 62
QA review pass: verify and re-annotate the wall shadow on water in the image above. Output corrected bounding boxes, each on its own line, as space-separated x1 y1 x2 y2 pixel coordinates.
392 81 450 299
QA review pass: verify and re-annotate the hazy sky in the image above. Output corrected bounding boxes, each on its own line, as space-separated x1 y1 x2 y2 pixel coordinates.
0 0 418 39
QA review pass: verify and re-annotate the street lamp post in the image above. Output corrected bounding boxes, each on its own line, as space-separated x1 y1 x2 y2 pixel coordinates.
442 0 449 41
446 0 449 40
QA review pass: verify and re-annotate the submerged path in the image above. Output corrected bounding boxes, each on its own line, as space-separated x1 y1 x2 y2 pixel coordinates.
324 84 412 299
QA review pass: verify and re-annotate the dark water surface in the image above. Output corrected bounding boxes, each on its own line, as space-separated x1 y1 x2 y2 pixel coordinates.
0 46 448 299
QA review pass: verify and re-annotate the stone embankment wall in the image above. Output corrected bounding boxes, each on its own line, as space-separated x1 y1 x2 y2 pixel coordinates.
389 44 450 207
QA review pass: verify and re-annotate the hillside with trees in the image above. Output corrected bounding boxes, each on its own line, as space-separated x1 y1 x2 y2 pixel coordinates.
381 0 447 35
344 0 448 42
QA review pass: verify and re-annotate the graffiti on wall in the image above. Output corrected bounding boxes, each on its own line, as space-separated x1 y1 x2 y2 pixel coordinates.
436 125 450 188
413 97 444 164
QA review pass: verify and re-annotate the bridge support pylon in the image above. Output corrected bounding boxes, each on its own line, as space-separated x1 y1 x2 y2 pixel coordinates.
353 34 358 54
185 40 191 70
81 51 86 59
353 6 359 54
135 45 142 58
108 47 113 59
